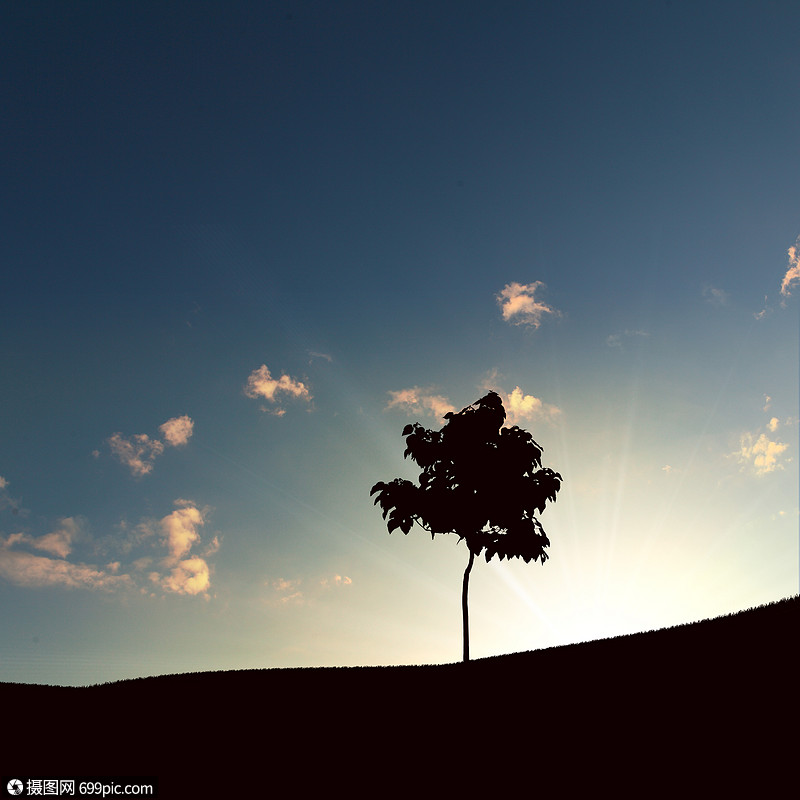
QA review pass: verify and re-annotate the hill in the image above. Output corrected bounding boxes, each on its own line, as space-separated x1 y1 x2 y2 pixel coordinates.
2 595 796 794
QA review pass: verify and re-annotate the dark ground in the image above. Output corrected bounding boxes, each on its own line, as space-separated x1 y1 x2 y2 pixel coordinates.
2 596 796 795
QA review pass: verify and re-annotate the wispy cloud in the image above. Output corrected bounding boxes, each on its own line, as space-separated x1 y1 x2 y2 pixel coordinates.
308 350 333 363
244 365 312 415
269 573 352 606
702 285 729 307
606 329 649 348
780 237 800 304
0 477 25 517
108 415 194 476
320 574 352 589
385 387 456 421
0 546 134 591
497 281 561 329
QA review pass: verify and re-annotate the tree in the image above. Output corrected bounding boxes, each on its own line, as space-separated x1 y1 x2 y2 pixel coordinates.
370 391 562 662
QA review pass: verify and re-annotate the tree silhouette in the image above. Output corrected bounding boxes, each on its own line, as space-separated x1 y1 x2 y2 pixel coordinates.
370 391 562 662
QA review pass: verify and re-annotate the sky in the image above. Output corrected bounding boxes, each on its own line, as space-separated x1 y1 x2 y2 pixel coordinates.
1 0 798 686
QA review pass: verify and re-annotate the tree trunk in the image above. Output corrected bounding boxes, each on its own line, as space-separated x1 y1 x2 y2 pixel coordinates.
462 548 475 663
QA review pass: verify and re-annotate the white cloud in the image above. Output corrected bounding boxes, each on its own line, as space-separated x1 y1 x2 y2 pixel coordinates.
780 238 800 303
159 415 194 447
0 476 7 489
768 417 779 433
386 387 456 421
108 432 165 477
244 365 311 413
497 281 561 329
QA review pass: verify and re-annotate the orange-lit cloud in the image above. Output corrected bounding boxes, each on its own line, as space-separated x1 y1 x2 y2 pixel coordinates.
108 432 165 477
159 415 194 447
152 500 214 596
157 556 211 596
386 387 455 421
320 574 352 588
0 547 134 590
107 415 195 476
0 502 217 597
735 431 790 476
244 365 311 413
505 386 562 426
160 500 205 560
497 281 561 328
31 517 81 558
780 238 800 303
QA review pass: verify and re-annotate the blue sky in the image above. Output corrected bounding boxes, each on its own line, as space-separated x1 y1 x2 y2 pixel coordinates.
1 0 798 686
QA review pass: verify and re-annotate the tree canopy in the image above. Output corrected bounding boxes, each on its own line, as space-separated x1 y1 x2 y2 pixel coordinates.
370 390 562 564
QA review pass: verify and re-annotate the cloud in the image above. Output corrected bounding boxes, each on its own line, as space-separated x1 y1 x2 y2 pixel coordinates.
107 415 194 476
702 285 729 306
386 387 456 421
269 573 352 605
32 517 82 558
271 577 304 605
735 431 790 476
497 281 561 329
606 329 649 348
160 500 205 561
0 502 217 597
0 547 134 591
320 574 352 589
108 432 165 477
159 415 194 447
780 238 800 303
244 365 312 413
157 556 210 596
505 386 562 426
149 500 215 596
0 477 25 517
768 417 779 433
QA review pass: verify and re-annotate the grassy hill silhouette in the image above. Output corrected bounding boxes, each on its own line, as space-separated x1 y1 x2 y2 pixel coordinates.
2 595 795 793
